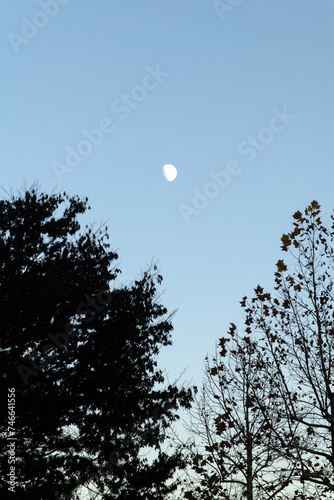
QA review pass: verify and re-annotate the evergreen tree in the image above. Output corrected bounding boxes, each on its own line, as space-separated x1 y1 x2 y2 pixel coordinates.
0 187 193 499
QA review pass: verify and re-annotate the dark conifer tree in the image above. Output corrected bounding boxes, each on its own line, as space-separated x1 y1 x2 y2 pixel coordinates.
0 188 193 499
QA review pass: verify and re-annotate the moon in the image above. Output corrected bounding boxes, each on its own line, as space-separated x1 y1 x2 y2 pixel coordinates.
163 164 177 182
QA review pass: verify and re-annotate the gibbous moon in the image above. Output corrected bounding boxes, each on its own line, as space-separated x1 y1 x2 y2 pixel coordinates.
163 164 177 182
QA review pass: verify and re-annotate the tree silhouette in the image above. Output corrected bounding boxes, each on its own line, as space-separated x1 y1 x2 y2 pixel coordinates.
239 200 334 498
0 187 193 499
181 200 334 500
182 327 294 500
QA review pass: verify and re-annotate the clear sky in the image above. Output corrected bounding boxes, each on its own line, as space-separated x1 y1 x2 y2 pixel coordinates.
2 0 334 392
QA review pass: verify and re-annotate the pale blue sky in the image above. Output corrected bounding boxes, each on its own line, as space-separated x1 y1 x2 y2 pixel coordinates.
2 0 334 388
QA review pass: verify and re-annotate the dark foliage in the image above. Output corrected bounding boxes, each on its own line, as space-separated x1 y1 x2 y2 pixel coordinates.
0 188 193 499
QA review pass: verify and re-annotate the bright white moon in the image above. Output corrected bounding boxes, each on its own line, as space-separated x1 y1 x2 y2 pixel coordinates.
163 164 177 182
